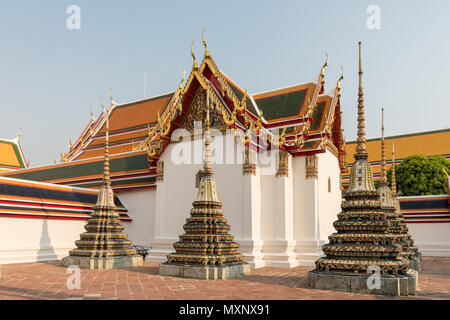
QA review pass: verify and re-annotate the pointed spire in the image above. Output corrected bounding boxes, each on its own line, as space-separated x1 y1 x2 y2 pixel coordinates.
103 113 111 188
391 138 397 196
380 107 387 184
93 108 116 209
355 41 368 159
202 29 210 59
191 41 198 71
337 66 344 90
320 53 329 77
203 87 213 175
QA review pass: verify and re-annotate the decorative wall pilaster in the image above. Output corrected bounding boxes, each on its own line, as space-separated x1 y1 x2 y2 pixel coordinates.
243 147 256 176
156 161 164 182
305 155 318 179
276 150 289 177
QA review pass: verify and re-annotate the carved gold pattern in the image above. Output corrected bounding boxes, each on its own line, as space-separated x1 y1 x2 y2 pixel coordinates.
156 161 164 182
276 150 289 177
305 155 318 179
243 147 256 176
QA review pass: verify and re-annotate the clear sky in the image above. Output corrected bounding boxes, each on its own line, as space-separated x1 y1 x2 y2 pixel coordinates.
1 1 449 166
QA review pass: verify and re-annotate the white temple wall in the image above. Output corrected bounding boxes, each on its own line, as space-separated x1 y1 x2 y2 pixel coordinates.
0 217 85 264
291 150 342 266
260 175 277 240
292 156 321 266
116 188 156 248
317 150 342 241
408 223 450 257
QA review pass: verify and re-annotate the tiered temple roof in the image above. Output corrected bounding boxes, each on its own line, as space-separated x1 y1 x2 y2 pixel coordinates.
343 128 450 187
0 176 130 221
0 33 347 191
0 136 27 173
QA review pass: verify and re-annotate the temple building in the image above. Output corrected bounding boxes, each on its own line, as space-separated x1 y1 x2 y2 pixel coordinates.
1 34 447 269
0 33 347 267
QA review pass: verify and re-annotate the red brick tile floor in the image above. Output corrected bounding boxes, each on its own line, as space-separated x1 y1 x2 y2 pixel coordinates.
0 257 448 300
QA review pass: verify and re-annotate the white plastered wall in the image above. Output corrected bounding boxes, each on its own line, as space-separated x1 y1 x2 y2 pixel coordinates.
0 217 85 264
148 134 248 263
408 223 450 257
292 149 342 266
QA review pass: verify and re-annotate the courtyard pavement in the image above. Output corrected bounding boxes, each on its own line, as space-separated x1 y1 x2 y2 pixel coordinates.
0 257 449 300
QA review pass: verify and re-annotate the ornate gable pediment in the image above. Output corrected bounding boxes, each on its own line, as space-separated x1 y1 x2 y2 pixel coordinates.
179 88 227 132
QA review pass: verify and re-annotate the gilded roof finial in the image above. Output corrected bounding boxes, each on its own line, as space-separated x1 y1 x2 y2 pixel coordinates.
380 107 387 184
109 88 117 105
18 128 23 140
320 53 329 77
178 69 186 91
337 66 344 90
100 96 105 112
202 29 210 58
391 138 397 196
90 104 95 120
191 41 198 70
355 41 368 159
69 139 73 152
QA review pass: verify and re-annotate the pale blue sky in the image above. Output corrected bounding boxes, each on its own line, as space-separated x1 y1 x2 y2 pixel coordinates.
1 1 449 166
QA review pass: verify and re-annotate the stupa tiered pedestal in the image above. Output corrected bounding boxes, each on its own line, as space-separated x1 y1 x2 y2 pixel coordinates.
158 172 250 280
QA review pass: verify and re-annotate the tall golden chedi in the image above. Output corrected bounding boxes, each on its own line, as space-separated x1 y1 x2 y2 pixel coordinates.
307 42 417 296
61 105 143 269
159 89 250 279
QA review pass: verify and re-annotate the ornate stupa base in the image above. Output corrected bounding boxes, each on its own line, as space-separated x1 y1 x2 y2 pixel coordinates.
410 252 423 272
159 262 251 280
307 270 418 296
61 255 143 270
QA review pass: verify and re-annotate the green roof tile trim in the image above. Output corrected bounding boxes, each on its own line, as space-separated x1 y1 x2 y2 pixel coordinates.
310 102 325 131
224 79 259 115
4 154 149 182
0 140 25 168
302 141 315 149
255 89 307 121
74 176 156 189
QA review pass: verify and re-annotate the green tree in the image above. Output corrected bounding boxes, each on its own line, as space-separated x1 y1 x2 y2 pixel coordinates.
386 154 450 196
